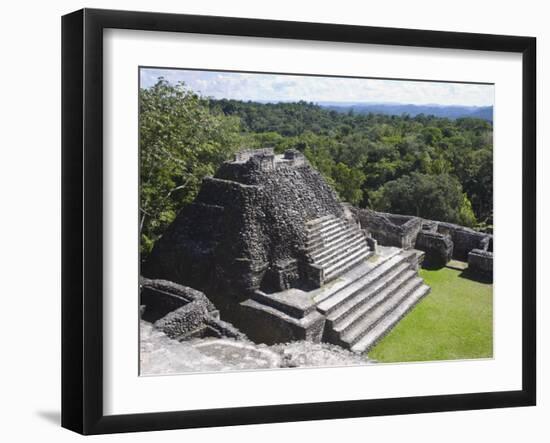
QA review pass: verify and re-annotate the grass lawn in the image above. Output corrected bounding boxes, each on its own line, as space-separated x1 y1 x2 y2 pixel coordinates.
368 265 493 363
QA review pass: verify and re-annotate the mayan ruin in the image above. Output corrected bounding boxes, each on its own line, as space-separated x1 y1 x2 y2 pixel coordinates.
135 67 496 374
140 148 493 360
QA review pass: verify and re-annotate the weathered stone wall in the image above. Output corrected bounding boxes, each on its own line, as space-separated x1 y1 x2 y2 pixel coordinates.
415 231 454 267
140 277 216 323
434 222 490 262
353 208 493 273
239 300 326 345
144 149 346 301
353 208 422 249
153 300 212 340
203 316 246 339
468 249 493 278
140 277 246 341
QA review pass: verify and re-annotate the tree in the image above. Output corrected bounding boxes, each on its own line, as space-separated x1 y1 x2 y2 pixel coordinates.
140 79 241 257
421 126 443 145
371 172 477 226
332 162 366 205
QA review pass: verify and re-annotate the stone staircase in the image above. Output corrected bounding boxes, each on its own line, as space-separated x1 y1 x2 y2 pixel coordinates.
305 215 372 285
242 213 431 354
316 249 431 353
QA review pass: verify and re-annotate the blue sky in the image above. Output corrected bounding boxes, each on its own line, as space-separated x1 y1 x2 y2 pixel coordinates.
140 68 494 107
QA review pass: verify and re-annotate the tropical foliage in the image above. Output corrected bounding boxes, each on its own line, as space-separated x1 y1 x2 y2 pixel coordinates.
140 80 493 256
140 80 241 255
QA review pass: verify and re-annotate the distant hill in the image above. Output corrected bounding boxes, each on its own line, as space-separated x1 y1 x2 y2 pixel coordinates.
317 102 493 122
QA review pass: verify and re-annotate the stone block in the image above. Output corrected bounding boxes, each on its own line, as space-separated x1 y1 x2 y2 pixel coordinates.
262 258 300 292
239 299 326 345
415 231 453 268
366 234 378 253
436 222 491 261
304 263 324 288
468 248 493 280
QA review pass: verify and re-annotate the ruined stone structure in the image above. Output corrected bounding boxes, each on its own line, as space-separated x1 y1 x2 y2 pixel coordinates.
140 277 245 341
144 149 431 352
353 209 423 249
415 229 454 268
467 247 493 278
354 208 493 279
145 148 348 298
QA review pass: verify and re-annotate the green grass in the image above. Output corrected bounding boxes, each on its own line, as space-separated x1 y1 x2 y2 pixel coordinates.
368 266 493 363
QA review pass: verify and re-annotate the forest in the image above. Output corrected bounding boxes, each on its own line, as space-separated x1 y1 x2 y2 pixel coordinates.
140 80 493 257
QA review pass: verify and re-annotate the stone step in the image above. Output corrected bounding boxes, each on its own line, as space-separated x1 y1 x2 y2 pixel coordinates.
333 269 416 336
309 230 365 262
313 239 368 270
327 263 413 326
324 248 372 282
307 217 344 234
305 214 334 227
317 239 369 269
306 224 358 251
317 252 414 315
306 220 349 245
342 277 424 345
351 284 431 353
312 247 402 305
307 215 344 233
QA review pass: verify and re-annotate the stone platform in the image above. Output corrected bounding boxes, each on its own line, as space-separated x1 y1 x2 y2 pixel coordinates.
140 321 368 375
240 245 430 353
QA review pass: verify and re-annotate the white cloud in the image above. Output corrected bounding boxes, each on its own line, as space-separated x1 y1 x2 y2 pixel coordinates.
140 68 494 107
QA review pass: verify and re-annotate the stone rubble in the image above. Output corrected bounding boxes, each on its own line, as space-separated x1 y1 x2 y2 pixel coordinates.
140 321 368 375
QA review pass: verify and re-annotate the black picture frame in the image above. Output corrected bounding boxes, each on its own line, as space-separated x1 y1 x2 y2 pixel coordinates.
61 8 536 435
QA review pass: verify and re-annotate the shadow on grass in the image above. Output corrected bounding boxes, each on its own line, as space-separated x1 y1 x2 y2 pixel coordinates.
458 268 493 284
421 262 447 271
422 262 492 284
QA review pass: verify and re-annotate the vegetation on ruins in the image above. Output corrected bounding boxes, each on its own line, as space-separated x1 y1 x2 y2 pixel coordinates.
139 80 241 255
140 79 493 256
